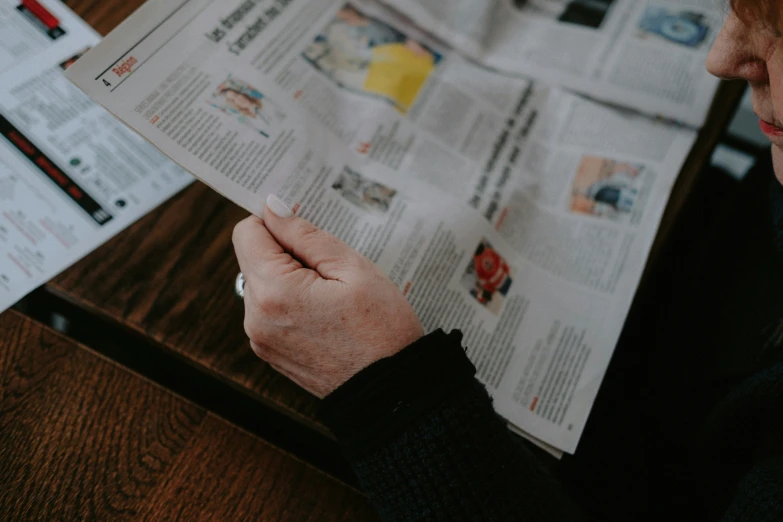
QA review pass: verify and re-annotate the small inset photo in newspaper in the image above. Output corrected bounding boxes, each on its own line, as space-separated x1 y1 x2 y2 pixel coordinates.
511 0 616 30
461 239 515 315
636 5 711 49
209 76 286 138
569 155 651 225
301 3 442 114
332 167 397 214
60 48 91 70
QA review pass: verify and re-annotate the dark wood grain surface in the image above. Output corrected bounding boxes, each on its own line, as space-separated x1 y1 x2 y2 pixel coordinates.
49 0 745 436
0 310 377 521
65 0 145 36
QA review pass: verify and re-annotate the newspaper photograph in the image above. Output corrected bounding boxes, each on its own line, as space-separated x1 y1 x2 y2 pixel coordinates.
381 0 723 127
0 0 192 313
65 0 699 454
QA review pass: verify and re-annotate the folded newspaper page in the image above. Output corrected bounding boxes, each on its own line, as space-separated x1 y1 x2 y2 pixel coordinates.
382 0 723 127
65 0 698 454
0 0 192 313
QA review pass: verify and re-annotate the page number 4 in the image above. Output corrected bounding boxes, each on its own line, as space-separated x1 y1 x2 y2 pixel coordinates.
102 79 111 87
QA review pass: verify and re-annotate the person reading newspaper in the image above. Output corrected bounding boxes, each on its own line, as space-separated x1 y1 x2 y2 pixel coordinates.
233 2 783 520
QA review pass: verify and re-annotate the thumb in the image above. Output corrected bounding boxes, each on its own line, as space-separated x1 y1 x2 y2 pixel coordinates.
263 194 362 279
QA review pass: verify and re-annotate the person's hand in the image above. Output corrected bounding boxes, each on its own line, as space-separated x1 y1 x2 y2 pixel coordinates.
232 195 424 398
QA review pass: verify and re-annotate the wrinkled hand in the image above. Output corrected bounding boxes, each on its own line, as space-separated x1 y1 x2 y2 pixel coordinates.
232 195 424 398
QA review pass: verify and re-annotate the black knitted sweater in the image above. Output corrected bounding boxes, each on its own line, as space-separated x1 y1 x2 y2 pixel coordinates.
319 330 783 522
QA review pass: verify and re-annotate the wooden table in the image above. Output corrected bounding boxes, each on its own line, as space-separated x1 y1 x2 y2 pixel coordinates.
0 311 377 521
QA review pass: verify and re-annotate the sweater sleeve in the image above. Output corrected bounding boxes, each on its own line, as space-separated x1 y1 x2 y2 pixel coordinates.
318 329 582 522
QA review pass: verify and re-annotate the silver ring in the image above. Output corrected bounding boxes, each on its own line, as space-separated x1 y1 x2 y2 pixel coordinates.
235 272 245 299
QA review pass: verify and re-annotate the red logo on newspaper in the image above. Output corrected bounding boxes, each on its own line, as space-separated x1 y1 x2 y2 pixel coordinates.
21 0 60 29
112 56 137 77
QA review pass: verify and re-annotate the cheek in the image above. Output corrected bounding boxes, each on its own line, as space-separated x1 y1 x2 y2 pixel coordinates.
769 61 783 121
768 41 783 115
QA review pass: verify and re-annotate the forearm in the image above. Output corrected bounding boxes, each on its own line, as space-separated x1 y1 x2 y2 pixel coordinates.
319 330 582 522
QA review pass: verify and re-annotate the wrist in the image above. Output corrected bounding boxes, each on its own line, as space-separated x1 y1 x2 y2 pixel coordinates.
319 329 476 458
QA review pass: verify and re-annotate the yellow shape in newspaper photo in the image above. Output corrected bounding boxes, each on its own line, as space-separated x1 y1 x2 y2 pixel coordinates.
364 43 435 113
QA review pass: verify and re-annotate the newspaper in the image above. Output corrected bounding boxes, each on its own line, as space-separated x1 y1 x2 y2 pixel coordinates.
382 0 723 127
0 0 192 313
65 0 698 454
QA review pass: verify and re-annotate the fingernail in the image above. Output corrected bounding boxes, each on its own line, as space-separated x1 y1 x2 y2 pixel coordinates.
266 194 293 218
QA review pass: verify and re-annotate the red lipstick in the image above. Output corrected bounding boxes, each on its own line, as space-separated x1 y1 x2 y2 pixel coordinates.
760 119 783 137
